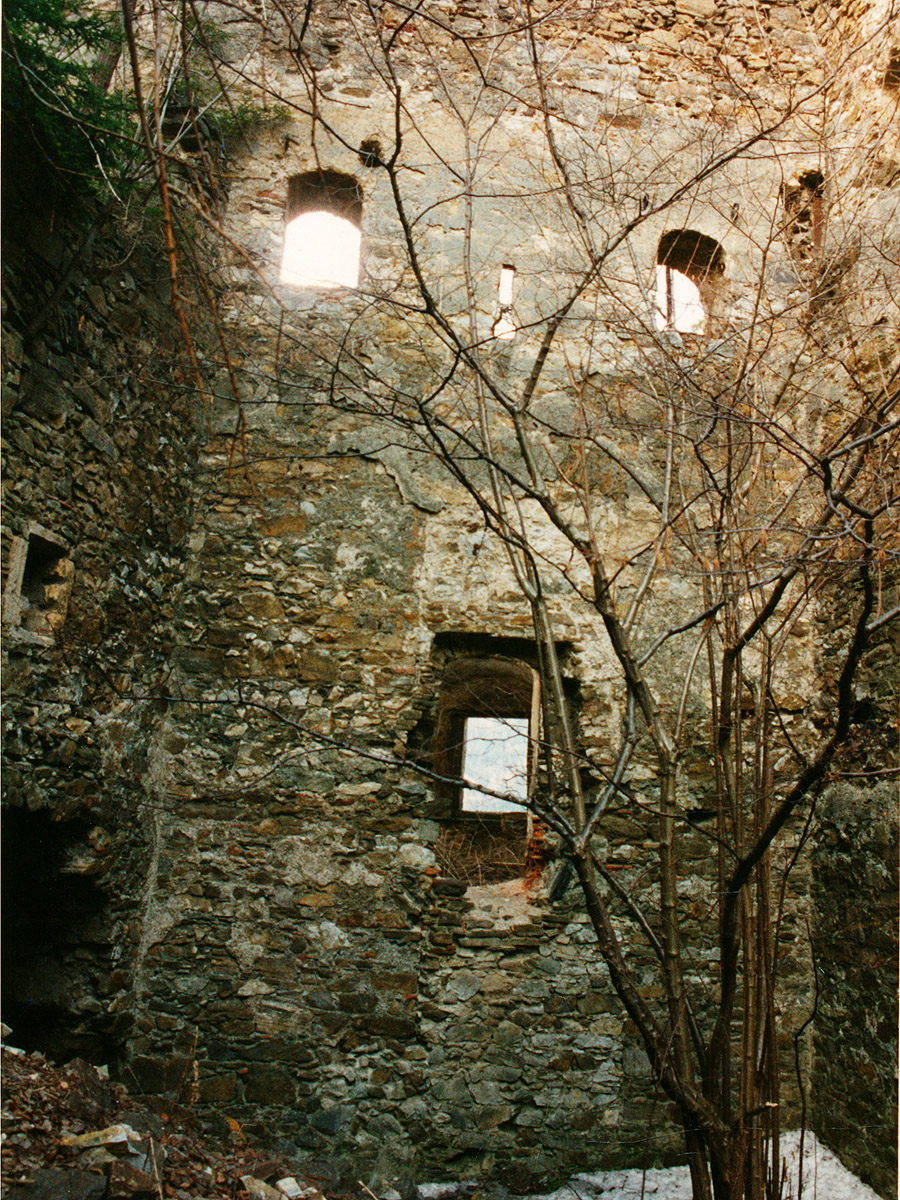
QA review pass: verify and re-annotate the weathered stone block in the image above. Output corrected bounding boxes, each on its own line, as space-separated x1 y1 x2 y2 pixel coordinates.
244 1065 297 1104
310 1105 353 1135
108 1161 157 1199
199 1073 238 1102
675 0 716 16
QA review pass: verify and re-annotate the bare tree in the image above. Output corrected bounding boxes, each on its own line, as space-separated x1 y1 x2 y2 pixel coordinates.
107 1 900 1196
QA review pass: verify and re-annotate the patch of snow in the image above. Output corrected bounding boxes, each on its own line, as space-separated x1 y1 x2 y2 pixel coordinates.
418 1187 477 1200
546 1133 883 1200
417 1133 884 1200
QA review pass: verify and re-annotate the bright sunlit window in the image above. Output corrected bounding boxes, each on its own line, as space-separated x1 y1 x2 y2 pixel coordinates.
281 211 361 289
281 170 363 291
461 716 529 813
498 264 515 306
655 265 706 334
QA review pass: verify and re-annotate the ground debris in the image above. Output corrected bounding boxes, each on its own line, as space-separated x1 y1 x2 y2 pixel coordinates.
0 1046 325 1200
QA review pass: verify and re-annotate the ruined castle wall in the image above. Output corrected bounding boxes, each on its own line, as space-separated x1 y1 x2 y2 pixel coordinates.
808 574 899 1199
117 1 900 1185
804 10 900 1188
1 0 896 1191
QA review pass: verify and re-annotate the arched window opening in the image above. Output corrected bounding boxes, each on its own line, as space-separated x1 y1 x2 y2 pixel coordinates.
781 170 826 262
655 230 725 334
281 170 363 289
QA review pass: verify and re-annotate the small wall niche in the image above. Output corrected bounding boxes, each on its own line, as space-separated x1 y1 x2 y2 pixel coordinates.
883 47 900 90
3 524 73 641
781 170 826 262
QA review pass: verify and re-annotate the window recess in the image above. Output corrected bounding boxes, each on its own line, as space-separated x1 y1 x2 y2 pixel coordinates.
2 524 73 642
780 171 826 263
432 655 537 884
420 637 575 886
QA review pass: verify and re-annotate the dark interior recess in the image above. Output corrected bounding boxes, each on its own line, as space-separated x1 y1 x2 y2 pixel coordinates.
22 533 67 606
657 229 726 282
286 170 363 226
358 137 383 168
431 631 573 663
1 807 113 1062
884 48 900 89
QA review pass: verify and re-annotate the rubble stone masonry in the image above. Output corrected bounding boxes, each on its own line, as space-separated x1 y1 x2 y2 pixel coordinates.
2 0 897 1194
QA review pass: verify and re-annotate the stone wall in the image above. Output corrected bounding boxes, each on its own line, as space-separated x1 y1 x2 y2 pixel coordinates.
808 582 900 1199
811 784 898 1199
1 160 204 1062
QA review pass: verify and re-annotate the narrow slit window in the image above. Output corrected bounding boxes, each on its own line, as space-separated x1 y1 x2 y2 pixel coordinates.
461 716 529 813
281 170 363 289
654 230 725 334
498 264 515 306
493 263 517 340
